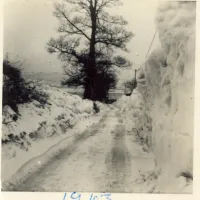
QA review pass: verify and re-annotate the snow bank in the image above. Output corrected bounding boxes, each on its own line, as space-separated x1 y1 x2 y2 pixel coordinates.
1 83 96 182
2 84 94 142
114 91 148 145
2 115 103 191
137 1 195 193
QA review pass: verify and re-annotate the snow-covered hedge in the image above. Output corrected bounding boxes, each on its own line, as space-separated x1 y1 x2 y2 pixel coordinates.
137 1 195 193
2 84 94 153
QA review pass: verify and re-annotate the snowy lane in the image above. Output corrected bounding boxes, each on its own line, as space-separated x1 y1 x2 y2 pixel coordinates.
6 108 155 193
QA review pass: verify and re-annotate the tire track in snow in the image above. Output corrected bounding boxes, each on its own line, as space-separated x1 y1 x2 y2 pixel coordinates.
3 106 155 193
105 122 131 193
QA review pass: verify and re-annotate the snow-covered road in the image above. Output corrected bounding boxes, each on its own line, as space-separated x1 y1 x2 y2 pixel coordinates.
3 107 156 193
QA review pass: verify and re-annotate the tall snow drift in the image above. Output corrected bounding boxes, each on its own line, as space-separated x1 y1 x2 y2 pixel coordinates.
137 1 196 193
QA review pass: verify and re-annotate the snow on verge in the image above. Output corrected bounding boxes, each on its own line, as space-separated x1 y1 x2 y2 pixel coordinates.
1 84 109 183
114 91 149 148
1 114 104 191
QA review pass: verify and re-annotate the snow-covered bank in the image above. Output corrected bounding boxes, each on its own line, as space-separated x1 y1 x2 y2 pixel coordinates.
114 91 144 136
115 91 155 157
136 1 195 193
114 92 158 192
2 114 104 191
1 84 108 183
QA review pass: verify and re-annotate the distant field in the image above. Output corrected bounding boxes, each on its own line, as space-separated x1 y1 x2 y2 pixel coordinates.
59 87 125 100
23 72 125 100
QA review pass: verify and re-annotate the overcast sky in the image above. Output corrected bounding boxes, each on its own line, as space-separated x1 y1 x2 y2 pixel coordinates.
4 0 161 81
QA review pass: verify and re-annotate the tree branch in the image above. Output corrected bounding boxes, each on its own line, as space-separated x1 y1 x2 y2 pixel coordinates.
55 4 91 41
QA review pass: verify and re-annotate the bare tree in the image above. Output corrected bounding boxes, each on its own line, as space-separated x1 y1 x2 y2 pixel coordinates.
47 0 134 101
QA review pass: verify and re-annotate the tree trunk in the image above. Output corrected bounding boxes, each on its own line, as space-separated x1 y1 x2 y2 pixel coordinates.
84 1 97 101
83 80 93 100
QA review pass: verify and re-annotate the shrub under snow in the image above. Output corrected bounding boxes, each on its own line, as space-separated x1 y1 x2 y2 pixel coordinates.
2 83 94 154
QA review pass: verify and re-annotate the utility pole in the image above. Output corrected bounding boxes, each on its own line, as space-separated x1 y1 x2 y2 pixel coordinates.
135 69 137 80
134 69 139 90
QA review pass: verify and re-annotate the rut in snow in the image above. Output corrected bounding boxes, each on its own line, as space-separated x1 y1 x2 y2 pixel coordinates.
3 108 155 193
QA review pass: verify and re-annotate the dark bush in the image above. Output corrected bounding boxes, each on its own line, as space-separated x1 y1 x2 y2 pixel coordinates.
3 57 49 114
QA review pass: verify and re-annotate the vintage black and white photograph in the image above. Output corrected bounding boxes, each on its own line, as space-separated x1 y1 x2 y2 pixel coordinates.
1 0 196 194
